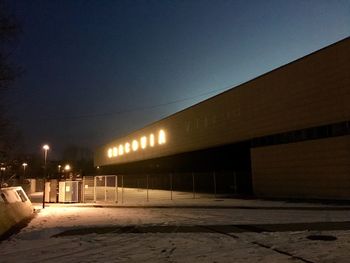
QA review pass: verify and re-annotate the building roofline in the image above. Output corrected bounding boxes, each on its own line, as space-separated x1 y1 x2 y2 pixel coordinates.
97 36 350 149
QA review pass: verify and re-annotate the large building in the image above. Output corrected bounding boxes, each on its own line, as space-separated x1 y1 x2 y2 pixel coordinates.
95 37 350 200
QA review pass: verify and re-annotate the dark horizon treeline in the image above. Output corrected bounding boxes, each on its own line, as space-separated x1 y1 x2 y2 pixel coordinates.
0 1 95 186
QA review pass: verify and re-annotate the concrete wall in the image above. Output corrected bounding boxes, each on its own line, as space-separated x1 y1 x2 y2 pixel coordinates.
251 135 350 199
95 37 350 167
0 187 34 238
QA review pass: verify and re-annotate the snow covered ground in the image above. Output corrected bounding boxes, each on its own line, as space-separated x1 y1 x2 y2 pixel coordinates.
1 190 350 262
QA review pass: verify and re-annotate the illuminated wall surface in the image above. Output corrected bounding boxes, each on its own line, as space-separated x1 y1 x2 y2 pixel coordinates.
252 135 350 199
95 37 350 167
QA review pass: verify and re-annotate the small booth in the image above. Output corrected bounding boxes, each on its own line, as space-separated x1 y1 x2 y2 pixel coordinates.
44 179 58 203
58 180 82 203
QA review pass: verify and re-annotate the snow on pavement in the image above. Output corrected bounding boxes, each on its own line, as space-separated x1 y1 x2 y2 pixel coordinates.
1 203 350 262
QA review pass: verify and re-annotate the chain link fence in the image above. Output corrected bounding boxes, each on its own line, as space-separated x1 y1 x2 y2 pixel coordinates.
82 171 247 203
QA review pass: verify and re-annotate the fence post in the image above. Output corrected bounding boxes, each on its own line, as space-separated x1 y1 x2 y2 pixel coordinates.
121 175 124 204
170 173 173 200
82 177 85 203
115 175 118 203
104 176 107 202
93 176 96 203
213 171 217 198
192 172 195 199
146 174 149 202
233 171 237 194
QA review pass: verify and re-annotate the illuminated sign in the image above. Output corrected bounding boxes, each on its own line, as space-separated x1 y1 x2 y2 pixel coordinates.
107 129 167 159
132 140 139 151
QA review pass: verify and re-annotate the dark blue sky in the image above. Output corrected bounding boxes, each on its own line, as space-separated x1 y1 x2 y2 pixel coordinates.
6 0 350 158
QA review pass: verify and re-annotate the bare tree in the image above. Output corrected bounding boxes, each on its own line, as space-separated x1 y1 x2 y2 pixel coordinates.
62 145 94 177
0 0 22 162
0 0 20 90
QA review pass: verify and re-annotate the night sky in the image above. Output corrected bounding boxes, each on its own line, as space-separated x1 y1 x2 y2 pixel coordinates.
6 0 350 158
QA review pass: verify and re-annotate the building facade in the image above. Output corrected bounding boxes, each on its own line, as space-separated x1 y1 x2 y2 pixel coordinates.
95 37 350 199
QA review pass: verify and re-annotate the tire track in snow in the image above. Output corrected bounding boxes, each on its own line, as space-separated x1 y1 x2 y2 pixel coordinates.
159 209 316 263
199 225 315 263
36 226 141 262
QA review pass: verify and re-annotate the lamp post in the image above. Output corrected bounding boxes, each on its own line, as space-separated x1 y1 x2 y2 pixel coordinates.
64 164 71 180
42 144 50 209
43 145 49 167
58 165 61 179
22 163 28 180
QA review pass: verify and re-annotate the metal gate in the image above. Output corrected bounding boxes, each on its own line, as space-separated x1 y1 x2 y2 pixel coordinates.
83 175 118 203
82 176 95 203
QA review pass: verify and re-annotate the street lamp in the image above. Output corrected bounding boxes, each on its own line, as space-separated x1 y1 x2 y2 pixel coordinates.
63 164 71 180
43 144 50 167
22 163 28 179
42 144 50 209
64 164 71 172
57 164 62 179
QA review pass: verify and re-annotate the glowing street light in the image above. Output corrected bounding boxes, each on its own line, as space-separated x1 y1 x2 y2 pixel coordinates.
64 164 71 172
63 164 72 180
22 163 28 179
43 144 50 167
42 144 50 209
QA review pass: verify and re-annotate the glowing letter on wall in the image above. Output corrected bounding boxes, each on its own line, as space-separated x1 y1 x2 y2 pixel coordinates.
132 140 139 151
149 134 155 147
107 148 113 158
113 147 118 157
118 144 124 155
158 129 166 145
140 136 147 149
107 129 167 159
125 142 130 153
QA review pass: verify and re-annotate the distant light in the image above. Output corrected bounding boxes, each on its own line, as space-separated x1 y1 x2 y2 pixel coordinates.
22 163 28 167
149 134 155 147
158 129 166 144
113 147 118 157
132 140 139 151
125 142 130 153
107 148 113 158
1 167 6 171
43 144 50 150
64 164 71 171
140 136 147 149
118 144 124 155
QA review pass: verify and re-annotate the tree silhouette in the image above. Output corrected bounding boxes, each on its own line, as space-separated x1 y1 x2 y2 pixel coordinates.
0 0 22 162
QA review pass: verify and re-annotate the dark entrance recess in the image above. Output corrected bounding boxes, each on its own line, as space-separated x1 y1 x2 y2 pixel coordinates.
101 141 253 195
